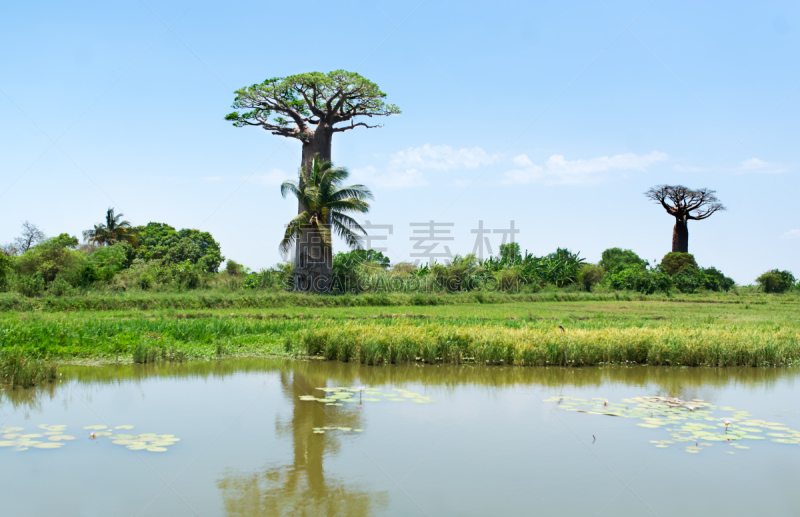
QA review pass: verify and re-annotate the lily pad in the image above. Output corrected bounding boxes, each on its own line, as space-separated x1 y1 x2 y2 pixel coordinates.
47 435 75 441
33 443 63 449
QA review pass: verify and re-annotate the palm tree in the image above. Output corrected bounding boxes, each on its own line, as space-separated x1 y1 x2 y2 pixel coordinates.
83 207 136 246
280 158 372 292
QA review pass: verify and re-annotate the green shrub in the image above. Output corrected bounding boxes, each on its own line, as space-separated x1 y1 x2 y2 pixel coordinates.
16 237 87 284
599 248 648 275
756 269 795 293
0 253 13 292
89 244 127 282
607 266 672 294
48 274 73 297
16 272 45 297
702 267 735 292
243 263 294 291
225 259 244 276
577 264 604 291
660 252 698 275
132 223 224 273
673 267 712 294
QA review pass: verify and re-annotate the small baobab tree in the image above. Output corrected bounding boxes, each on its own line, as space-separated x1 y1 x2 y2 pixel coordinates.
645 185 725 253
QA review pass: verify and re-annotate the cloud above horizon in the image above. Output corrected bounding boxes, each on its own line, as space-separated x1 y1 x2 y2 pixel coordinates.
673 158 790 175
351 144 496 188
781 229 800 240
503 151 668 185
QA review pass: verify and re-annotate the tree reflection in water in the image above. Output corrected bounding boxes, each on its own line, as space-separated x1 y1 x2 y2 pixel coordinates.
216 370 388 517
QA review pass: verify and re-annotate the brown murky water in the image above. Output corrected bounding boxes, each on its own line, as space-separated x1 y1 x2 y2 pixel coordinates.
1 360 799 516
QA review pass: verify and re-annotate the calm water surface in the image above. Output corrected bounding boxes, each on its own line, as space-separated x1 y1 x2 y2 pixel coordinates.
1 360 799 516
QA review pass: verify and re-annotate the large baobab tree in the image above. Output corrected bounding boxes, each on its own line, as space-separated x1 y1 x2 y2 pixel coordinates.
645 185 725 253
226 71 399 291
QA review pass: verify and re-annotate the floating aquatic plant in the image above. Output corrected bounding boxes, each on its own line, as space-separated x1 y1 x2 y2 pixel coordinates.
311 426 364 435
299 386 434 407
0 425 71 451
544 395 800 454
106 427 181 452
0 425 180 452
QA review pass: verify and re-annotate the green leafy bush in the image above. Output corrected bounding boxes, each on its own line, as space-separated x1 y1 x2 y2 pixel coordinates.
599 248 649 275
673 267 712 294
577 264 604 291
132 223 224 273
607 266 672 294
702 267 735 292
16 237 86 285
48 274 73 296
242 263 294 291
332 249 391 293
756 269 795 293
0 253 13 292
225 259 244 276
16 271 45 297
89 244 128 282
660 252 698 275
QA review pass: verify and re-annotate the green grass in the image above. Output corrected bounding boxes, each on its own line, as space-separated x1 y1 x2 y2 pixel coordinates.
0 291 798 368
0 347 58 388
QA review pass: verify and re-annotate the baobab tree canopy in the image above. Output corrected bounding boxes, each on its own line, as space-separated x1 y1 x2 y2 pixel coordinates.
225 70 400 171
645 185 725 253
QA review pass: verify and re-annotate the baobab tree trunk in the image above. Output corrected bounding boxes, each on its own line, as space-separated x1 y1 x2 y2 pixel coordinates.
294 127 334 292
672 216 689 253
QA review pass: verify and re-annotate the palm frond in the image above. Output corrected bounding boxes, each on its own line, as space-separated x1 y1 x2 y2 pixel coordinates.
281 156 373 257
331 212 367 235
332 221 364 249
331 185 373 202
281 179 300 199
279 211 311 255
328 198 370 213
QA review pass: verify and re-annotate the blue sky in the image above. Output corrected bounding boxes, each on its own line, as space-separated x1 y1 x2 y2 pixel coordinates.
1 0 798 283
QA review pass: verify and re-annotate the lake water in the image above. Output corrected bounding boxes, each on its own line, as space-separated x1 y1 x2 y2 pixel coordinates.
1 359 799 516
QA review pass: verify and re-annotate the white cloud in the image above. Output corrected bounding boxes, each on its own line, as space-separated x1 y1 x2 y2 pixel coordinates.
781 229 800 240
673 158 790 175
503 151 668 185
390 144 495 171
352 144 493 189
202 176 224 183
247 168 293 186
351 165 427 189
735 158 789 175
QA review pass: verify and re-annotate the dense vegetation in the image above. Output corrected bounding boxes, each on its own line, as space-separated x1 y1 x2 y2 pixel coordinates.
1 294 799 369
1 215 795 299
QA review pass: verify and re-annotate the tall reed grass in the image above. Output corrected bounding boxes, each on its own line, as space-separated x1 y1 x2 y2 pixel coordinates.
0 348 58 388
300 324 800 367
0 290 657 312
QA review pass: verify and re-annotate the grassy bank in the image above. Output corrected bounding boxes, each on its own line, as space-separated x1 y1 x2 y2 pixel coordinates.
301 324 800 367
1 293 799 368
0 289 767 312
